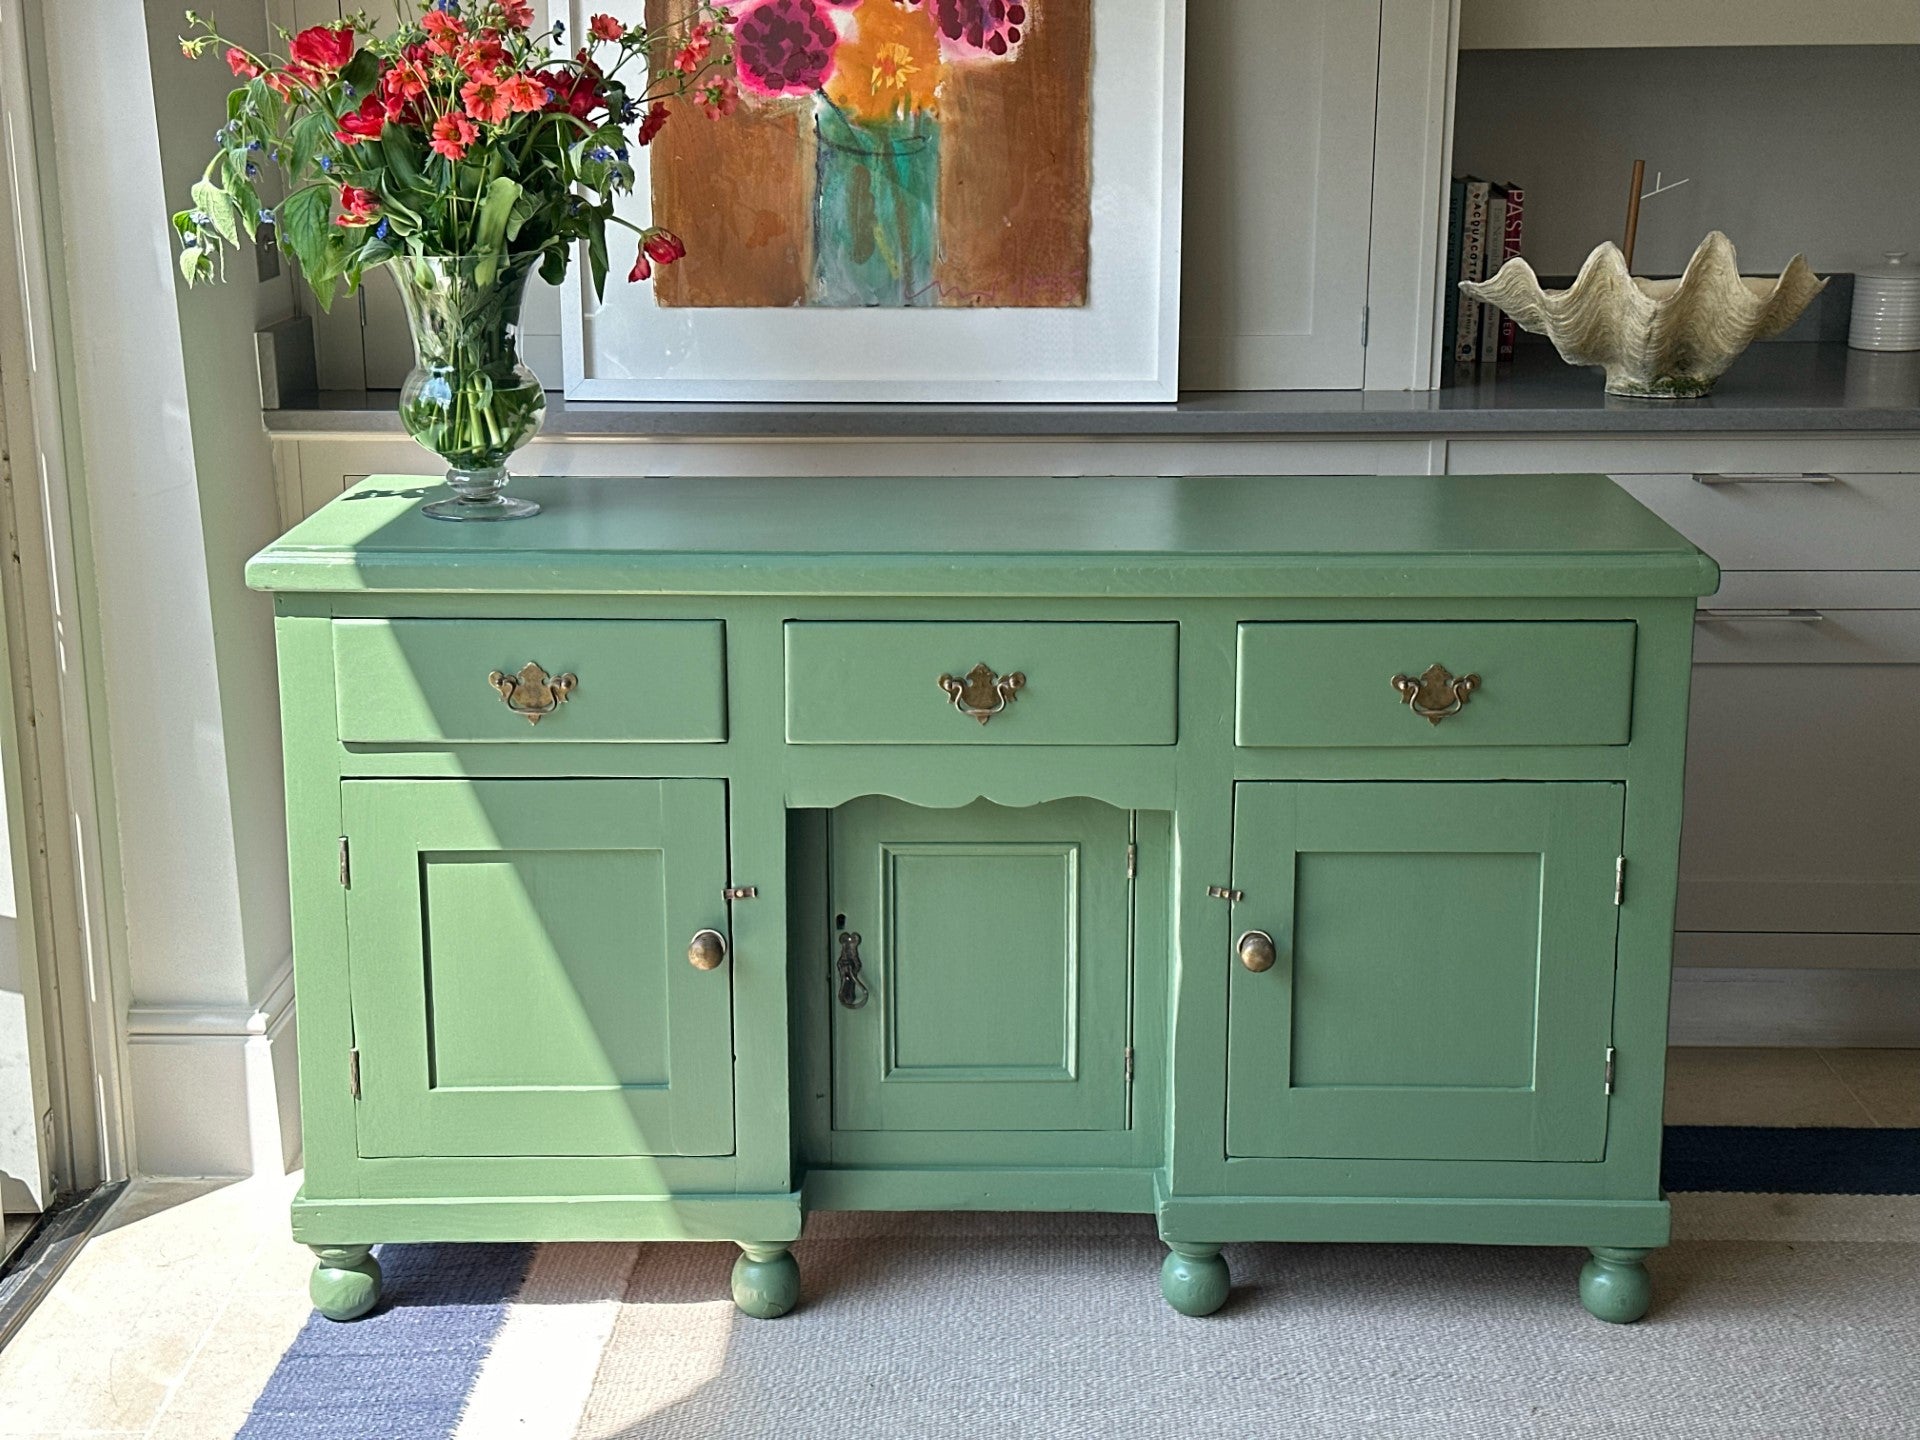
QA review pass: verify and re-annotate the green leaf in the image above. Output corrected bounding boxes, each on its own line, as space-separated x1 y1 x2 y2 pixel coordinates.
277 184 333 283
340 49 379 100
378 128 427 196
539 246 568 287
473 176 523 284
190 178 239 246
586 213 609 301
286 111 332 185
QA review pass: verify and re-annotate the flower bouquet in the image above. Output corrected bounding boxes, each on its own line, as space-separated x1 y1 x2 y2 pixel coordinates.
175 2 735 519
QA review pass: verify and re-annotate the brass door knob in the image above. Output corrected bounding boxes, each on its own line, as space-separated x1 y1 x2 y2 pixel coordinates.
1237 930 1277 973
688 929 728 971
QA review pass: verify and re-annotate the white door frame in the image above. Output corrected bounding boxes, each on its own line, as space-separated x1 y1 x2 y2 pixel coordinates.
0 0 132 1194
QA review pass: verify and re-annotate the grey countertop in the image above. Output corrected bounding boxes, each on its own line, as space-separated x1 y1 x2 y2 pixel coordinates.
264 343 1920 439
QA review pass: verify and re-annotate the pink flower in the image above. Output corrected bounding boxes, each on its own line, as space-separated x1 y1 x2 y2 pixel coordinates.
588 14 626 41
732 0 837 96
431 111 478 161
498 71 549 112
696 74 740 116
926 0 1026 57
335 185 380 227
226 48 263 79
499 0 536 29
421 10 466 56
461 72 513 123
457 34 508 77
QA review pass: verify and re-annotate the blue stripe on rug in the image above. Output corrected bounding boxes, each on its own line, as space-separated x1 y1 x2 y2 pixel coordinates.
237 1243 534 1440
1664 1126 1920 1195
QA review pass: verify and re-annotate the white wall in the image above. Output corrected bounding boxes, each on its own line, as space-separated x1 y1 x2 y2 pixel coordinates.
28 0 300 1177
1452 46 1920 277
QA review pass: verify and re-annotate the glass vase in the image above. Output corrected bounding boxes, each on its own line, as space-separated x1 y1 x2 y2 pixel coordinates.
391 253 548 521
812 101 940 307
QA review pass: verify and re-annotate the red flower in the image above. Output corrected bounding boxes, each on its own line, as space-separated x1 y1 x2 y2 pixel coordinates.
499 71 549 113
335 185 380 227
430 111 478 161
589 14 626 41
457 34 507 77
539 63 603 119
421 10 466 56
288 23 355 73
499 0 536 29
643 229 686 265
461 72 512 124
696 74 739 116
334 91 388 145
629 250 651 283
635 101 670 145
673 21 714 72
380 59 428 119
226 47 264 79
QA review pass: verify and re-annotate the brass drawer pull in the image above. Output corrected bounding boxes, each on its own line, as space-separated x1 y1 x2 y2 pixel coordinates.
488 661 576 724
1392 663 1479 725
688 929 728 971
1238 930 1277 973
938 662 1025 725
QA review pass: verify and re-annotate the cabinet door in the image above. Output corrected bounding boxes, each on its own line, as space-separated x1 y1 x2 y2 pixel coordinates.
1228 782 1623 1163
1180 0 1383 388
344 779 733 1158
831 799 1132 1133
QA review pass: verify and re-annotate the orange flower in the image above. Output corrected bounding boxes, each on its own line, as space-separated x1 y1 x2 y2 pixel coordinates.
421 10 466 56
823 0 941 121
588 14 625 41
461 72 512 123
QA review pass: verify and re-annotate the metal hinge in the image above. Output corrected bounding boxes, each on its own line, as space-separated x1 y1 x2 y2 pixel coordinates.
1361 305 1370 348
338 836 351 889
1614 856 1625 906
1207 885 1244 903
1603 1046 1616 1096
1126 844 1137 880
724 885 758 901
348 1047 362 1101
1124 1046 1135 1084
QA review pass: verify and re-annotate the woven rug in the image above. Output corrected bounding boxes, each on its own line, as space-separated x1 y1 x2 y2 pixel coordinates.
236 1128 1920 1440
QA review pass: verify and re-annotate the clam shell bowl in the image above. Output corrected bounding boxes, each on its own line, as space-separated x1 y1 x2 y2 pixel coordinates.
1461 231 1827 398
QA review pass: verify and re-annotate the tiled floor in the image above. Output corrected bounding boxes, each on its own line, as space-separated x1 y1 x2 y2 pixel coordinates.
0 1047 1914 1438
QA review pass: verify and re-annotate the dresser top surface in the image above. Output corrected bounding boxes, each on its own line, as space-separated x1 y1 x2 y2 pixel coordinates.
247 473 1718 598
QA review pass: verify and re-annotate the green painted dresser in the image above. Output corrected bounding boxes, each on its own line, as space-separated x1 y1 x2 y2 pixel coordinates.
246 473 1719 1325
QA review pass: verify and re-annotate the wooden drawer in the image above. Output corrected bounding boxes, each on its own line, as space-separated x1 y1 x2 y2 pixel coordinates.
785 622 1178 745
1610 472 1920 571
333 619 726 743
1236 622 1636 747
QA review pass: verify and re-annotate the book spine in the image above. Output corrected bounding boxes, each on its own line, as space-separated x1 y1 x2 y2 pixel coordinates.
1480 190 1507 363
1498 184 1525 362
1454 180 1490 364
1442 178 1466 376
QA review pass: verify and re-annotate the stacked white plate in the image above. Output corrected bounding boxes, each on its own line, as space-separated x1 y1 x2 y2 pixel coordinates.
1850 251 1920 351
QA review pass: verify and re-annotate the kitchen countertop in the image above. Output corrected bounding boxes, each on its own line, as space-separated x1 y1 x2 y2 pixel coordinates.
263 343 1920 440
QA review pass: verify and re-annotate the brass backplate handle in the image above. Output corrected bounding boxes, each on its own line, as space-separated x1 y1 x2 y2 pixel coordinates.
836 932 870 1009
938 663 1025 725
1238 930 1278 974
688 929 728 971
1391 663 1479 725
489 661 577 724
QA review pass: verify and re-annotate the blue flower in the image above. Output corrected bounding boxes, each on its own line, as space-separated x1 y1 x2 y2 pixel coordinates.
245 163 259 177
189 208 211 225
342 83 355 97
319 155 334 171
258 207 274 225
182 234 200 248
248 139 263 152
588 145 613 162
374 219 390 240
616 147 630 161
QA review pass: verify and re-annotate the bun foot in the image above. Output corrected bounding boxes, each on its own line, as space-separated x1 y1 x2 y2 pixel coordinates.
732 1243 800 1318
1161 1242 1230 1317
309 1244 382 1322
1579 1246 1654 1324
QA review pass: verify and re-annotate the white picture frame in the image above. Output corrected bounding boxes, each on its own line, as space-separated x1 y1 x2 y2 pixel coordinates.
557 0 1185 403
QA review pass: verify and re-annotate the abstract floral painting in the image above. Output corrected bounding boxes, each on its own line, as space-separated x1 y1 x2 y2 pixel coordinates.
645 0 1092 308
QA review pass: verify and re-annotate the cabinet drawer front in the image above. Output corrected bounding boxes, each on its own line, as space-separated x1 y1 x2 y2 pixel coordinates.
785 622 1177 745
1237 622 1636 747
1611 472 1920 571
333 619 726 743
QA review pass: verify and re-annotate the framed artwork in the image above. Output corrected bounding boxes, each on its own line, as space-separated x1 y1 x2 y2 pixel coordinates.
558 0 1185 401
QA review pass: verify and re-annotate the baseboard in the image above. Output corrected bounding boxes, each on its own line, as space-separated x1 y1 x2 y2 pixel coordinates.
122 958 299 1177
1669 964 1920 1047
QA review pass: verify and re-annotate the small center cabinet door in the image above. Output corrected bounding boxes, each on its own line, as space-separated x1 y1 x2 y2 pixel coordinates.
831 798 1132 1133
1227 782 1624 1163
344 779 734 1158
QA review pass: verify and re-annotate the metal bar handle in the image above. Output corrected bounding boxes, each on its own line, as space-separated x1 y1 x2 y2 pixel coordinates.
1695 608 1826 623
1691 473 1839 486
